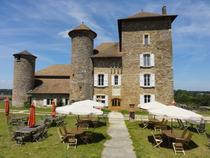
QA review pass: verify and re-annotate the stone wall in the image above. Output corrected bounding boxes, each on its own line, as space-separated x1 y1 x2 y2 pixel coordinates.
69 35 94 102
12 56 35 106
120 19 174 108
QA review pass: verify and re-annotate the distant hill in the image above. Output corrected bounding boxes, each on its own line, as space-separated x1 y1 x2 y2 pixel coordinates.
0 89 12 95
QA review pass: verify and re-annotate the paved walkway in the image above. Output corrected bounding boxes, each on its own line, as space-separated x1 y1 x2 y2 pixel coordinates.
102 112 136 158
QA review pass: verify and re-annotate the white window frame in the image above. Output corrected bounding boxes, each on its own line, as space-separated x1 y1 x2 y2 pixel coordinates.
93 94 108 107
111 74 121 86
94 73 108 87
140 52 155 67
143 33 150 45
140 94 155 104
98 74 104 86
140 73 155 87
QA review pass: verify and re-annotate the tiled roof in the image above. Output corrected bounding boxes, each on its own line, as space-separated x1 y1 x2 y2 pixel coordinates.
13 50 37 58
92 42 122 58
35 64 71 77
29 78 70 94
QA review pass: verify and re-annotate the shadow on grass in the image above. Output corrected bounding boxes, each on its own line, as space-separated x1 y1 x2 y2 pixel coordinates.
147 135 198 150
78 132 106 145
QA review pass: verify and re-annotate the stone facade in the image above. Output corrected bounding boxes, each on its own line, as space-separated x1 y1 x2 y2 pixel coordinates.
120 19 174 107
12 8 176 109
12 52 36 106
68 26 97 103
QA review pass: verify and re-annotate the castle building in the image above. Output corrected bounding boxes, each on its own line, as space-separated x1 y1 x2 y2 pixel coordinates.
12 6 177 109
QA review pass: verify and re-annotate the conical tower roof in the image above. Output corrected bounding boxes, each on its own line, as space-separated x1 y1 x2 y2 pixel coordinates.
13 50 37 58
68 23 97 39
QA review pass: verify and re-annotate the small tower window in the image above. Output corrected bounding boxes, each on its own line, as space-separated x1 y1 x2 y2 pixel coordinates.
143 34 150 45
16 55 21 62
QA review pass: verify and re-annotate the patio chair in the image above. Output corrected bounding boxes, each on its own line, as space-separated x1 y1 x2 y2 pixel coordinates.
66 133 77 149
177 119 189 130
175 132 193 147
195 120 206 134
172 142 185 155
206 133 210 148
140 117 149 129
57 127 67 143
154 120 168 132
151 131 163 148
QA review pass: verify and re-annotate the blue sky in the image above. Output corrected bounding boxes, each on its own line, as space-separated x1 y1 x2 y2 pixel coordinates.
0 0 210 91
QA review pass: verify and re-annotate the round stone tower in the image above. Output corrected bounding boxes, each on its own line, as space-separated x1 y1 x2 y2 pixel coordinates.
12 50 36 106
68 23 97 102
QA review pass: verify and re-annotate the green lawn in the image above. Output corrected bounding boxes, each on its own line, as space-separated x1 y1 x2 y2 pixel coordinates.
0 113 108 158
126 121 210 158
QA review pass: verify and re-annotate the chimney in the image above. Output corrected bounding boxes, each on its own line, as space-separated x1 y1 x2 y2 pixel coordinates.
162 5 167 15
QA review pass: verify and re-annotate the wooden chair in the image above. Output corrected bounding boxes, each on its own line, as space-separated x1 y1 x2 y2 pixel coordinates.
172 142 185 155
195 121 206 134
154 120 168 132
66 133 77 149
176 132 193 147
151 132 163 148
57 127 67 143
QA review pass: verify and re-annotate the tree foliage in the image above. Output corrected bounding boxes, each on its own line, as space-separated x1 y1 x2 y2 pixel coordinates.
175 90 210 107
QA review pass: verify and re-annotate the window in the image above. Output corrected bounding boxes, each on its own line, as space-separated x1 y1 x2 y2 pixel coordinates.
16 55 21 62
65 99 69 105
140 73 155 87
47 99 53 105
94 74 108 87
112 98 121 106
111 74 121 86
98 74 104 86
144 95 151 103
143 34 150 45
143 54 151 67
140 53 154 67
144 74 151 86
95 95 108 106
140 94 155 104
114 75 118 85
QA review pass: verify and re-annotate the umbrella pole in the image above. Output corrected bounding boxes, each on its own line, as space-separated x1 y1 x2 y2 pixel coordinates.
171 118 173 133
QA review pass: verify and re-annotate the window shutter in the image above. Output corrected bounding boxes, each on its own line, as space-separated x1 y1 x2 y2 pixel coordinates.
62 98 65 105
105 95 108 107
140 54 144 67
94 74 98 86
151 73 155 87
148 35 151 45
93 95 96 101
139 74 144 86
111 75 114 86
140 95 144 104
151 94 155 102
43 99 47 106
104 74 108 86
151 54 155 66
118 75 121 86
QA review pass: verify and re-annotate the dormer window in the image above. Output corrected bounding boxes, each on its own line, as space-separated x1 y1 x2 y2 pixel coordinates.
16 55 21 62
143 34 150 45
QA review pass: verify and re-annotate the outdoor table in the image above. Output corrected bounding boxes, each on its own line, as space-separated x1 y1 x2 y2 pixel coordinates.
10 116 28 125
162 129 183 146
70 128 85 136
15 124 44 134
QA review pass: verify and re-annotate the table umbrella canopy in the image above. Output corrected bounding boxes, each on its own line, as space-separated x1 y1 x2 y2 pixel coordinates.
4 97 10 116
71 100 106 109
137 101 166 110
28 103 36 128
149 105 203 123
56 101 103 115
51 100 56 117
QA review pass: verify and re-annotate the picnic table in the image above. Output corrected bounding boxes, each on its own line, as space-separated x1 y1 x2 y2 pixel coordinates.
162 129 183 146
43 115 64 126
14 124 45 144
10 116 28 126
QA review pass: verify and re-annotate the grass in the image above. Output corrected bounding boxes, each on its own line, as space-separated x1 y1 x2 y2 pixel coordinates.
120 109 149 115
126 121 210 158
0 113 108 158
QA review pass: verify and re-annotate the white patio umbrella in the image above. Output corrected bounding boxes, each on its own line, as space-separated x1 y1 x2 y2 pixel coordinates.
56 101 103 116
138 101 166 110
70 100 106 109
149 105 203 123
